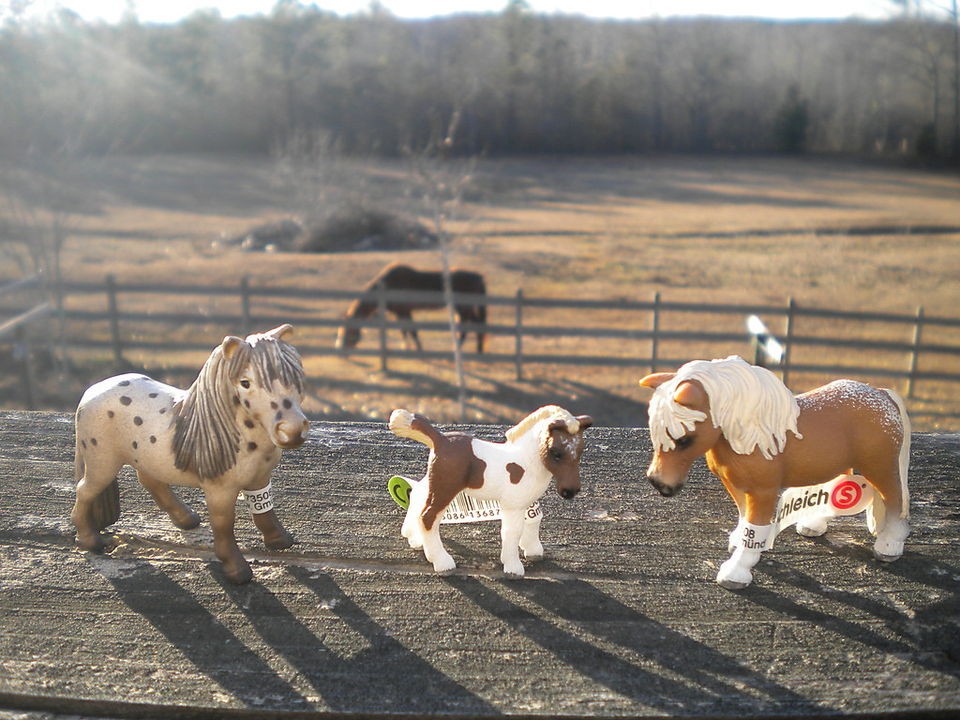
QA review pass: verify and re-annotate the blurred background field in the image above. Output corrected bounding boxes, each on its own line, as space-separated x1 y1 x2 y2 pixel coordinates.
1 2 959 430
2 153 958 430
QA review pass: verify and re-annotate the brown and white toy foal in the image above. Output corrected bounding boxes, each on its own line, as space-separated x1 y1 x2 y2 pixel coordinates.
639 356 910 590
73 324 309 584
389 405 592 576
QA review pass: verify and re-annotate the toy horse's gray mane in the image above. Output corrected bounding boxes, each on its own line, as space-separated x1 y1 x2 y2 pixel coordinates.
173 335 304 479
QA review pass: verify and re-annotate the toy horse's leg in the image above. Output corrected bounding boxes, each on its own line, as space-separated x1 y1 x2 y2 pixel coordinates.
136 471 201 530
717 487 778 590
419 483 460 574
868 391 911 562
72 447 123 553
252 509 295 551
202 485 252 584
401 478 428 549
720 476 748 552
519 510 544 561
242 478 294 550
500 507 527 577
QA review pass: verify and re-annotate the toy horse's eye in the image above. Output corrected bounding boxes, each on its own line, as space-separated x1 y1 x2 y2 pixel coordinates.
240 379 251 389
675 435 695 450
550 447 564 461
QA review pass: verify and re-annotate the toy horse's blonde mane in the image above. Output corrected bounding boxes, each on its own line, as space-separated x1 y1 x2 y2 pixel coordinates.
173 333 304 479
650 355 801 460
505 405 581 443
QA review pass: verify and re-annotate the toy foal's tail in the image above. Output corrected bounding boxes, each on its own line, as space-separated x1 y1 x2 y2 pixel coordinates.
389 409 445 451
75 444 121 532
885 388 912 520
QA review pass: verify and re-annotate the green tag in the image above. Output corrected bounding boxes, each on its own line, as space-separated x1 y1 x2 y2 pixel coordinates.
388 475 413 509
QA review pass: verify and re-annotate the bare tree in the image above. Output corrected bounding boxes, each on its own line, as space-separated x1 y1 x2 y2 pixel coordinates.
406 109 476 422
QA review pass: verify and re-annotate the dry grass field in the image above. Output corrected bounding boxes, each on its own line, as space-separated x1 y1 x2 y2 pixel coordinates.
3 154 959 430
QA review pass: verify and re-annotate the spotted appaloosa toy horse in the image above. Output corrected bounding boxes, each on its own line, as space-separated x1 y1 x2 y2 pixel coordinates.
639 355 910 590
73 324 309 584
389 405 592 576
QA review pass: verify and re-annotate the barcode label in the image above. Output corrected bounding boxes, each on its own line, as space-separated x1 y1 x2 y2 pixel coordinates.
442 493 542 525
387 476 541 525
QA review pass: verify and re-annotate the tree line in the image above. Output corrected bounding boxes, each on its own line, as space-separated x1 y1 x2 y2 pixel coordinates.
1 0 958 161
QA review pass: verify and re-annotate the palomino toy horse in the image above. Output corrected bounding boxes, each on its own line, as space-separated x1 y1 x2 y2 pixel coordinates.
639 355 910 590
73 324 309 584
389 405 592 576
335 262 487 353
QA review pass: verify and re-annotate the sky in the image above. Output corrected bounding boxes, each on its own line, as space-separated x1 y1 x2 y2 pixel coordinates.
15 0 904 25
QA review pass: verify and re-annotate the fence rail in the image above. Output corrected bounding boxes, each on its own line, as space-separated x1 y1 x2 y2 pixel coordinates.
38 275 959 401
0 275 50 409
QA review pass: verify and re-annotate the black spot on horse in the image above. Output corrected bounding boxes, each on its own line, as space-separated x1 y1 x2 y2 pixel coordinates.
120 396 132 406
134 416 143 426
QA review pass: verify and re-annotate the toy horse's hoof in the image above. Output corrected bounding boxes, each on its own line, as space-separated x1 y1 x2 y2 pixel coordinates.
502 561 526 577
797 517 829 537
264 531 295 551
223 562 254 585
717 577 751 591
873 547 903 563
716 559 753 590
172 510 202 530
431 555 457 574
76 532 107 554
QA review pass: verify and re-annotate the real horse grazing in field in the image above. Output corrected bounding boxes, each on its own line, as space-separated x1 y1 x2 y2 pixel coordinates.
335 263 487 353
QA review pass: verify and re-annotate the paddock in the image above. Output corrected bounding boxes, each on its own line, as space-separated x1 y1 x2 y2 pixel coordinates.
0 410 958 718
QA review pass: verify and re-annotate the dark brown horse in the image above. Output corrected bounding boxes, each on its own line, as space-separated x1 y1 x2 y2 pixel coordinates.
336 263 487 353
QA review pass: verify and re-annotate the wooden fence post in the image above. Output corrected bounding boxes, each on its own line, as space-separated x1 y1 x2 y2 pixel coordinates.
106 274 123 366
908 306 924 398
651 291 661 373
377 281 388 373
240 276 252 334
782 297 796 388
14 324 35 410
514 288 524 381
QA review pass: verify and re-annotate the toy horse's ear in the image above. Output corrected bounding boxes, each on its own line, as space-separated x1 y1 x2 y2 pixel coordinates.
267 323 295 341
221 336 245 359
639 372 675 389
576 415 594 431
548 419 570 433
672 380 706 409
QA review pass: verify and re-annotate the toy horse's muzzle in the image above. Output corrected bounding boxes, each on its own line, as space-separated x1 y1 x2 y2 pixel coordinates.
647 473 683 497
275 417 309 449
555 474 581 500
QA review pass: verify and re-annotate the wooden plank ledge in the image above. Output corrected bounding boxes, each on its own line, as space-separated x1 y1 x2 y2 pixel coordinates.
1 410 958 719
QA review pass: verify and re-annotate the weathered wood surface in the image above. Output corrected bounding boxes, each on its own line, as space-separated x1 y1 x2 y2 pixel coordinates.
0 410 958 719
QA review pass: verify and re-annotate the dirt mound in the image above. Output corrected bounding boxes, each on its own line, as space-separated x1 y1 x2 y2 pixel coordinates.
220 208 436 253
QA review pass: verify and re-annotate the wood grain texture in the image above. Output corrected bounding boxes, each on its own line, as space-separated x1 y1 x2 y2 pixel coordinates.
0 410 958 718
